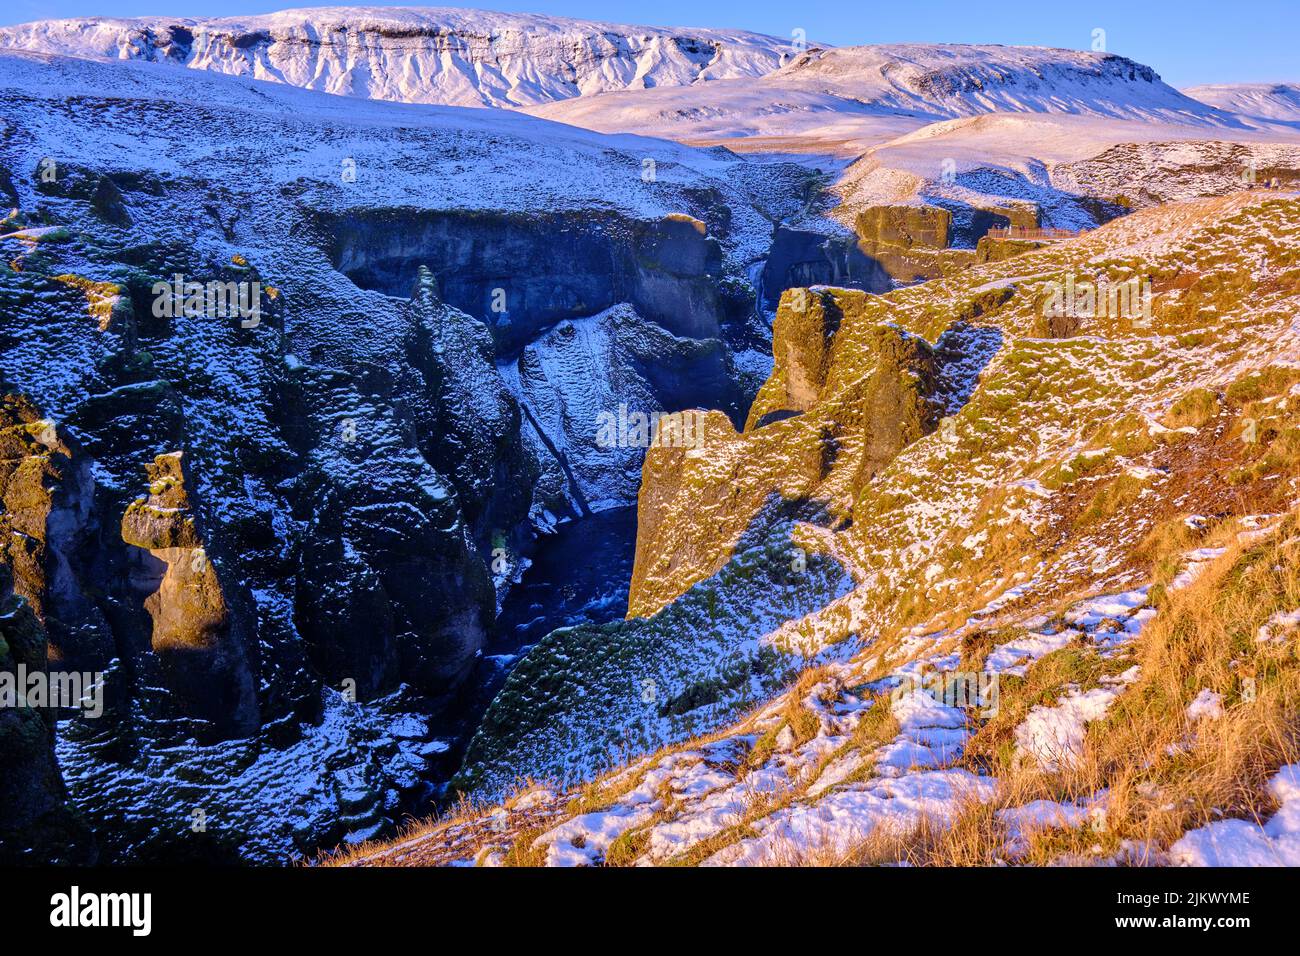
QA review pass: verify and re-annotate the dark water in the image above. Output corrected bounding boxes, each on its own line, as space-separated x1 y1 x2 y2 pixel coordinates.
419 506 640 794
493 505 639 653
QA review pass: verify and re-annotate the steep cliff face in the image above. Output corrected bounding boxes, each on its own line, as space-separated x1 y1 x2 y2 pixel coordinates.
850 325 943 486
0 395 112 675
747 289 847 427
850 205 976 285
0 564 96 864
759 228 892 309
403 266 532 570
0 403 93 861
504 305 741 519
856 205 953 250
325 210 734 353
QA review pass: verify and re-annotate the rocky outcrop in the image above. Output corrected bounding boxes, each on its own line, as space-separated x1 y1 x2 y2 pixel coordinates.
850 326 943 485
746 288 846 428
627 410 749 616
285 369 498 703
975 235 1046 264
631 289 948 620
120 451 259 740
90 176 132 228
857 205 953 250
852 204 979 284
0 396 70 620
0 395 114 681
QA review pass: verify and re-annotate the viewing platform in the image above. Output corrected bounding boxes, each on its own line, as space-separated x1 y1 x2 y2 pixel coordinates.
985 226 1088 242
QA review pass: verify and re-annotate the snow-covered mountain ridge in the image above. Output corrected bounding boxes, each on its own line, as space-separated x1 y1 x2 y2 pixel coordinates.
740 43 1224 123
1184 83 1300 124
525 40 1247 147
0 7 1260 131
0 6 791 108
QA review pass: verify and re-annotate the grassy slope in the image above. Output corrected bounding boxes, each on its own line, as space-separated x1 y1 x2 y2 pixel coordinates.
338 192 1300 866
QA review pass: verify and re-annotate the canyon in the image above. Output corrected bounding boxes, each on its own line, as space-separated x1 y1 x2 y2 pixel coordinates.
1 7 1299 867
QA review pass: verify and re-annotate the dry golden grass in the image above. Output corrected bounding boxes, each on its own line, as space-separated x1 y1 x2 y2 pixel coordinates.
747 666 832 766
317 776 565 867
749 507 1300 869
1075 521 1300 852
660 784 797 867
337 513 1300 868
1162 388 1220 430
849 511 1300 867
755 793 993 867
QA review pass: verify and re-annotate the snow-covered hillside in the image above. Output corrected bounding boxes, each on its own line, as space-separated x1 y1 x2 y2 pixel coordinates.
0 6 790 108
526 43 1250 153
0 47 769 240
1184 83 1300 124
831 112 1300 229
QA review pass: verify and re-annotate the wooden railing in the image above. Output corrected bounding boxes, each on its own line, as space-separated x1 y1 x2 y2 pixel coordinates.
985 226 1086 242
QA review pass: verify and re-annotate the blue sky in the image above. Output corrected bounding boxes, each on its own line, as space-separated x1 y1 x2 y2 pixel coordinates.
2 1 1296 88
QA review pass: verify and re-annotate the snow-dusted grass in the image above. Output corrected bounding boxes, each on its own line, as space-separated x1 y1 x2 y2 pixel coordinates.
1169 764 1300 865
336 505 1300 867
